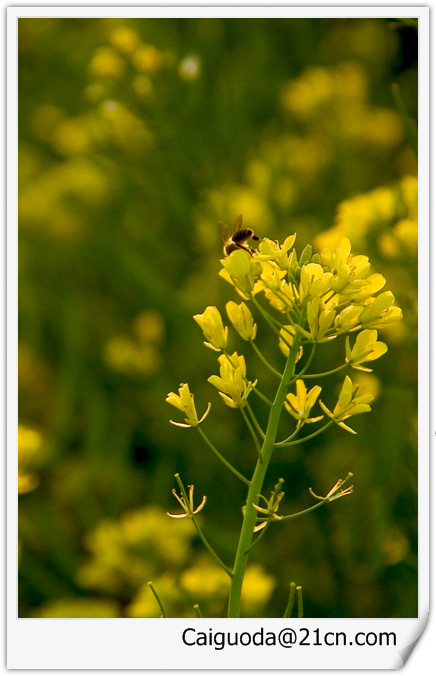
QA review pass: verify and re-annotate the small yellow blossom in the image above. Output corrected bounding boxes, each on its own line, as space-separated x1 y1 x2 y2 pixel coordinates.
222 249 261 296
226 301 257 341
297 297 336 342
284 380 323 424
320 237 352 270
299 263 333 300
257 235 296 270
166 383 211 428
208 352 256 409
351 273 386 303
359 291 403 329
193 306 228 351
331 260 370 297
334 304 363 332
319 375 374 434
345 329 388 372
260 261 287 290
264 280 296 313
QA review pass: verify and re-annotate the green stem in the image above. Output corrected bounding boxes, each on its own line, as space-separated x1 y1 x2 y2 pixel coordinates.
275 419 335 447
252 297 282 335
192 517 233 578
194 604 203 618
290 344 317 384
197 427 250 486
245 401 266 439
241 407 262 457
252 385 273 406
278 497 330 521
227 325 303 617
283 582 296 618
244 518 272 554
303 362 348 379
297 586 304 618
148 581 167 618
250 340 282 378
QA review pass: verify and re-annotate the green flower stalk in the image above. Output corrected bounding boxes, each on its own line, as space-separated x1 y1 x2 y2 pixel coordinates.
166 221 402 618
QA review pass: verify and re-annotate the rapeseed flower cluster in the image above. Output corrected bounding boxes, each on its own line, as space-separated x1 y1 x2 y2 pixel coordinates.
167 229 402 435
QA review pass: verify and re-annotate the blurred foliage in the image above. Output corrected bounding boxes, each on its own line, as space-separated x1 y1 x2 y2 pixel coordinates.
18 17 418 618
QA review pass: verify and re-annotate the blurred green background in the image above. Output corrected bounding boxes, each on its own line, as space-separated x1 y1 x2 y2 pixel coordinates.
18 17 418 618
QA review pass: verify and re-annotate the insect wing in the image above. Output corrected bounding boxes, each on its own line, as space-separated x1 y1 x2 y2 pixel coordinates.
232 214 243 234
218 220 230 244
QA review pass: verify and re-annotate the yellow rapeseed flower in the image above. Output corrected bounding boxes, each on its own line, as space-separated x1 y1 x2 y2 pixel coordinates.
166 383 211 428
208 352 256 409
319 375 374 434
193 306 228 351
298 297 336 342
345 329 388 372
284 380 323 424
359 292 403 329
226 301 257 341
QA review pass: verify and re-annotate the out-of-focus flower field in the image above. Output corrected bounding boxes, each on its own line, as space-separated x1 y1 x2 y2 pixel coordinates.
18 17 418 618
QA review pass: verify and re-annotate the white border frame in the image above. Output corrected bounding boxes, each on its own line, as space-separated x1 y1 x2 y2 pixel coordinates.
6 5 430 670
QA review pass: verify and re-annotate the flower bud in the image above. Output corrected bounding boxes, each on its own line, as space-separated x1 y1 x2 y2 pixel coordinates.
193 306 228 351
226 301 257 341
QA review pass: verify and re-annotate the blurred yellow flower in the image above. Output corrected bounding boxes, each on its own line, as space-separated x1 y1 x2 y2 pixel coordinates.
126 574 179 618
132 44 163 73
351 372 382 402
77 506 195 595
109 27 140 54
132 309 165 343
89 46 125 79
180 557 229 601
104 335 162 378
18 425 42 494
241 564 276 617
32 597 120 618
51 118 90 156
